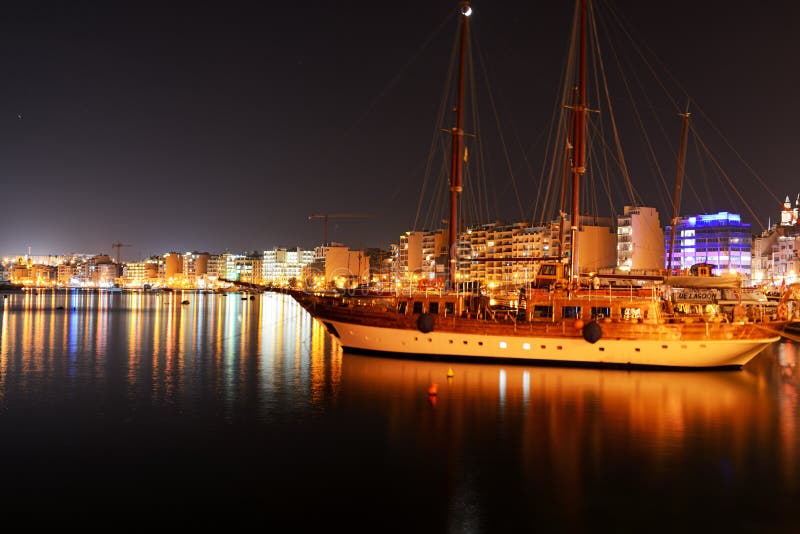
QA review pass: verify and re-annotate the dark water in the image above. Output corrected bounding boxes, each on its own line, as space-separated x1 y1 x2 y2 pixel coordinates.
1 290 798 531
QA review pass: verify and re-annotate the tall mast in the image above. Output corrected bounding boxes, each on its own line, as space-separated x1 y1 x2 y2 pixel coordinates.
569 0 588 286
560 86 578 262
667 111 691 274
448 1 471 290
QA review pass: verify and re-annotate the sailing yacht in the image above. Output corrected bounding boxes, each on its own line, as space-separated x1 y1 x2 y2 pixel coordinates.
292 0 783 369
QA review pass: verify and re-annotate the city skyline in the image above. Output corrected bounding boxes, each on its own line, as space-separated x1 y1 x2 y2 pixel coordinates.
4 196 797 265
1 1 798 258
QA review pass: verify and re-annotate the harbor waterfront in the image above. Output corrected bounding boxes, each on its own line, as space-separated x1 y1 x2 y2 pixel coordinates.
1 290 799 529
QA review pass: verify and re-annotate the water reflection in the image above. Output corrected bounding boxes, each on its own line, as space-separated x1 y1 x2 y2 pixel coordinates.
0 289 798 528
336 350 798 529
0 290 343 423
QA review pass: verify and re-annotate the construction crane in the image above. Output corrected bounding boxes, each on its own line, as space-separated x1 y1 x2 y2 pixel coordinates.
111 241 131 264
308 213 373 246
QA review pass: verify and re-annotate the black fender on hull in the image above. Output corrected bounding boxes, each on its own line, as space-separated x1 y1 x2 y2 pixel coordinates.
417 313 435 333
582 321 602 343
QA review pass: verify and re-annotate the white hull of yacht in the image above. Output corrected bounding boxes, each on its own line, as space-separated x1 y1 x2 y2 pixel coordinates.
322 318 778 369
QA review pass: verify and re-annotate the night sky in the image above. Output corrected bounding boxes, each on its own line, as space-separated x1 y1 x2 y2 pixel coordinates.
1 1 798 261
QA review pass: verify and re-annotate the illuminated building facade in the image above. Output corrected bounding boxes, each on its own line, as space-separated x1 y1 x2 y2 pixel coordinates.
122 262 159 287
263 247 315 286
207 253 241 281
10 262 30 283
780 194 799 226
462 222 529 289
397 232 425 285
93 262 119 286
182 252 209 283
57 264 75 286
364 248 394 285
304 244 369 288
752 195 800 286
617 206 664 273
31 264 56 286
390 217 614 290
163 253 182 280
420 230 447 283
665 211 751 276
235 253 263 284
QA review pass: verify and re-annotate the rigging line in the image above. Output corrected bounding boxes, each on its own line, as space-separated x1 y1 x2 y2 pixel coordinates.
413 21 460 231
456 11 495 219
594 121 619 220
516 124 548 220
332 12 457 152
416 106 449 232
679 126 733 218
421 141 449 232
473 35 526 222
586 118 623 221
588 4 636 207
536 76 574 224
679 129 712 211
692 129 767 231
534 2 580 225
585 118 640 204
466 48 491 225
532 95 565 224
436 140 451 229
688 133 713 212
384 152 431 205
688 100 786 212
690 130 738 214
596 0 683 115
600 0 780 215
595 6 672 210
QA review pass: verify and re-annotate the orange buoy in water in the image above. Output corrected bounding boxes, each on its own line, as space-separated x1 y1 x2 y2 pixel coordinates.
447 368 455 378
428 383 438 396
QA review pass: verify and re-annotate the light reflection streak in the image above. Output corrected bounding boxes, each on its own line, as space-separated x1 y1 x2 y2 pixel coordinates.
128 291 141 363
522 370 530 407
498 368 507 410
777 340 798 489
0 297 8 404
68 290 79 379
221 294 241 412
94 292 109 380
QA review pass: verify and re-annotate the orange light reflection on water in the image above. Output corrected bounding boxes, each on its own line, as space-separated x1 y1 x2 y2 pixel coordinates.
335 347 788 527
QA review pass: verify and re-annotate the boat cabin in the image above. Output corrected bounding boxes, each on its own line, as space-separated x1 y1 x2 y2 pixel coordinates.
384 290 665 325
531 261 570 289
